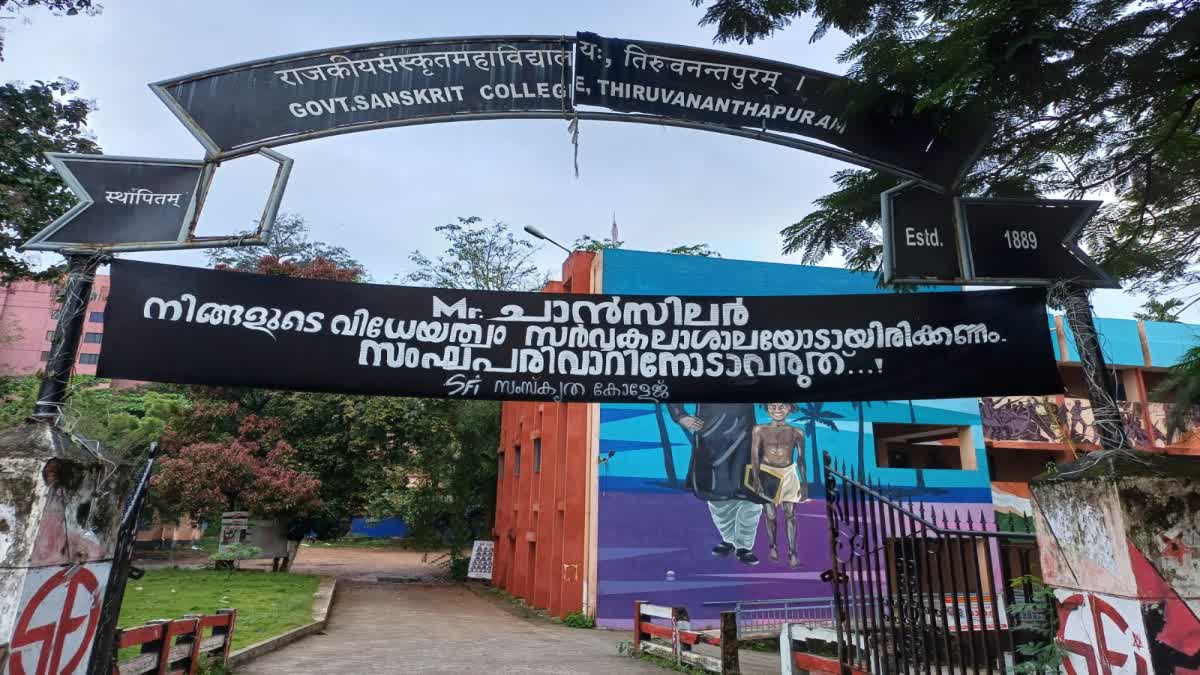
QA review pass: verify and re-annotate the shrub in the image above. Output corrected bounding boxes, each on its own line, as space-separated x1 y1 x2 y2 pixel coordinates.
210 543 263 571
564 611 595 629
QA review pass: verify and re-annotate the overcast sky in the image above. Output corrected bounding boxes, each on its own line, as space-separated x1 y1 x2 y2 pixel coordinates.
4 0 1194 322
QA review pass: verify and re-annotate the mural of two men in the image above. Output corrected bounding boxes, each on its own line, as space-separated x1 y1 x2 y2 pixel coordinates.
666 402 807 567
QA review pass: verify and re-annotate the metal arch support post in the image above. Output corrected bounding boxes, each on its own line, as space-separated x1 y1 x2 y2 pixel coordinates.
32 253 104 420
181 147 293 251
97 148 294 254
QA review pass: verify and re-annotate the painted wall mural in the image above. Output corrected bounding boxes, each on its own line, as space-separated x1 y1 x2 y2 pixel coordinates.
595 251 996 628
981 396 1200 450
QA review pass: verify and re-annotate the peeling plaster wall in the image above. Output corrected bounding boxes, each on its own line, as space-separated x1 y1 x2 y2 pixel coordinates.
1118 477 1200 607
1033 457 1200 673
0 423 130 673
1035 478 1137 596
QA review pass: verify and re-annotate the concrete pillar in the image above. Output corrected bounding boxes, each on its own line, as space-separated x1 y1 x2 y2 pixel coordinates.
1031 453 1200 673
0 422 130 675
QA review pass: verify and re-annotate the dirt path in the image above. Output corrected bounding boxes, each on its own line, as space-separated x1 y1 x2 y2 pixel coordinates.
242 545 449 582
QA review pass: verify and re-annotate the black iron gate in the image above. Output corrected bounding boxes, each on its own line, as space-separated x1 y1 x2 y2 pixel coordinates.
821 452 1046 674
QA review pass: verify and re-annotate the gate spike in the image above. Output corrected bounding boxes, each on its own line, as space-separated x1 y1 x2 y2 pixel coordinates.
979 510 989 532
940 509 950 530
954 510 962 529
965 511 974 529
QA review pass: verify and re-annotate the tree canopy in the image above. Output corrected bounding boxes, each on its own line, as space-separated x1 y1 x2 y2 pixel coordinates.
154 403 322 523
0 376 186 460
406 216 544 291
573 234 722 257
690 0 1199 305
0 78 98 281
206 213 363 278
0 0 98 60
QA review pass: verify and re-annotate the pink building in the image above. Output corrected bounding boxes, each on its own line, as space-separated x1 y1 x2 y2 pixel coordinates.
0 275 111 377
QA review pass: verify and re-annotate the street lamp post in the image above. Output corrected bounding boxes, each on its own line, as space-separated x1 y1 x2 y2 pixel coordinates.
523 225 573 255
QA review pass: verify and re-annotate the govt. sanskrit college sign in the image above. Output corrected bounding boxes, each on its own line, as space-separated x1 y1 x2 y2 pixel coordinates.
27 31 995 254
152 33 991 191
97 261 1061 404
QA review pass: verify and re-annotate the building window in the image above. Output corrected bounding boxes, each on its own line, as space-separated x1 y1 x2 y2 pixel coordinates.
50 308 61 320
874 422 974 471
84 332 102 344
497 453 504 480
533 438 542 473
39 351 50 361
514 444 521 477
1144 370 1172 402
45 330 55 341
89 291 98 301
89 311 104 323
78 353 99 365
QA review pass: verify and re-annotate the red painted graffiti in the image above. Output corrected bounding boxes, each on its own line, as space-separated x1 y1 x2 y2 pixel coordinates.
1056 592 1148 675
7 566 103 675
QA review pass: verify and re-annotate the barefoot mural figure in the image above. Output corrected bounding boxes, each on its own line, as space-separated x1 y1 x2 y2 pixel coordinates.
750 403 809 567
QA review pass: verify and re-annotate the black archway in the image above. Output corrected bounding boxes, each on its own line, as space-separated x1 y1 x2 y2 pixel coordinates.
153 33 990 192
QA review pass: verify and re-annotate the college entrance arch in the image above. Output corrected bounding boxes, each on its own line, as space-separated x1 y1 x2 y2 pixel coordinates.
19 30 1122 675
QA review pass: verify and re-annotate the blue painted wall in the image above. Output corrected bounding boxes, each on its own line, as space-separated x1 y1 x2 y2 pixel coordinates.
1062 317 1144 365
1144 320 1200 368
350 517 409 538
594 250 992 628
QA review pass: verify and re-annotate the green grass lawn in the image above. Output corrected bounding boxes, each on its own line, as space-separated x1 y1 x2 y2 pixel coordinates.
119 569 321 653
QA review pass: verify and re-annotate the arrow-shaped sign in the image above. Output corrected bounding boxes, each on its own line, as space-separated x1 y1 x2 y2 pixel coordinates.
881 182 966 285
22 154 209 252
881 182 1118 288
957 197 1117 288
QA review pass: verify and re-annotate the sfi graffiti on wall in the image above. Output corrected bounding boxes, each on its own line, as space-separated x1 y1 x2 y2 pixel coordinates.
5 562 111 675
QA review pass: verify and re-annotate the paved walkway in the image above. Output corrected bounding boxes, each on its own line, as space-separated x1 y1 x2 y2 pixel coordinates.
237 581 666 674
229 546 780 674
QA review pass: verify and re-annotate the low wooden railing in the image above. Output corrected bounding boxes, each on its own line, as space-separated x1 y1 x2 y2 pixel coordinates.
113 609 236 675
779 622 865 675
631 601 738 674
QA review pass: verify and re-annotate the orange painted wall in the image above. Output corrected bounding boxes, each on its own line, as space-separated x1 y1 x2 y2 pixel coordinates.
492 252 596 618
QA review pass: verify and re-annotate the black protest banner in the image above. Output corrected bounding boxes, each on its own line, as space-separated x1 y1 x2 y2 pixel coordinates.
98 260 1061 404
573 32 991 190
154 37 572 155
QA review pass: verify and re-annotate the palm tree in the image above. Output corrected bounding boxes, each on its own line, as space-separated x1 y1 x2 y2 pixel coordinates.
1157 344 1200 441
653 403 679 486
797 402 844 486
852 401 872 482
1134 298 1185 323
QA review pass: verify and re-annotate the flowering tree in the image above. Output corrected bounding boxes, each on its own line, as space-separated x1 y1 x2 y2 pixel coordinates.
221 254 363 283
154 405 322 523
